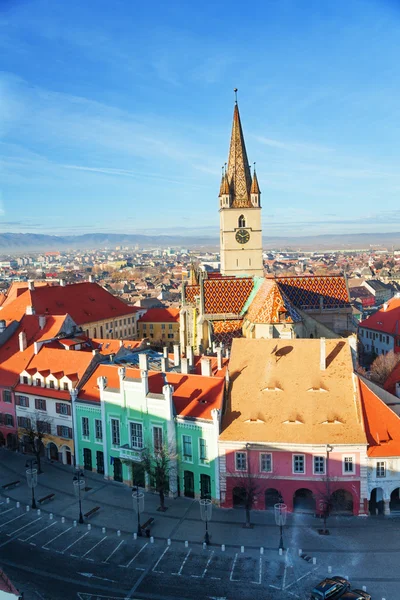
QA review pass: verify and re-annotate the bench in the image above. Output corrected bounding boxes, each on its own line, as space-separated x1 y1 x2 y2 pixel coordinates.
2 480 20 490
84 506 100 519
140 517 155 537
38 493 55 505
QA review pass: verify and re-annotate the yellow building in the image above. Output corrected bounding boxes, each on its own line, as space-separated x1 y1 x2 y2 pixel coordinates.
137 308 180 348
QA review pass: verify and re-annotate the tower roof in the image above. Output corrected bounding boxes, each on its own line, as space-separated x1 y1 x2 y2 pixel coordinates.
251 170 261 195
227 103 252 208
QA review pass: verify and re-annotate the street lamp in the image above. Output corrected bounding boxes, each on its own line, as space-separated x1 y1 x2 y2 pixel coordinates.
25 459 38 509
73 470 85 524
274 502 287 551
132 487 144 537
200 498 212 545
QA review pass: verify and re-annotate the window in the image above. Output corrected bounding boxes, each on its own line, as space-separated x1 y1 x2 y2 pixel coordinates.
130 422 143 449
22 376 28 384
199 438 208 462
313 456 325 474
238 214 246 228
37 420 51 434
142 323 147 330
5 414 14 427
260 453 272 472
153 426 163 452
36 378 41 386
82 417 90 437
343 456 354 474
124 319 126 325
161 324 165 330
167 334 174 339
49 380 55 389
17 395 29 407
63 382 69 391
183 435 192 461
35 398 47 411
386 335 389 344
235 452 247 471
376 461 386 478
17 416 31 428
128 318 131 325
57 425 72 438
149 324 154 330
293 454 305 474
56 403 70 415
111 419 120 446
95 419 103 441
168 324 173 330
119 320 122 326
3 390 12 403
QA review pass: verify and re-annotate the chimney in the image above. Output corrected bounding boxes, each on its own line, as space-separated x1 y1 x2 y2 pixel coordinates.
384 302 388 311
163 346 168 358
320 337 326 371
89 274 94 283
92 348 99 356
109 353 115 363
216 347 223 370
119 340 123 347
97 376 108 391
173 344 180 367
139 353 148 371
19 331 27 352
28 280 34 291
181 357 189 374
225 348 230 359
26 305 35 315
59 279 66 287
186 345 194 367
38 315 46 330
0 320 6 334
201 357 212 377
161 356 169 372
118 366 126 380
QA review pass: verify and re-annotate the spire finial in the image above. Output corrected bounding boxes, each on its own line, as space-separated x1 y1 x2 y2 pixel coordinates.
224 161 227 175
253 161 256 173
234 88 238 104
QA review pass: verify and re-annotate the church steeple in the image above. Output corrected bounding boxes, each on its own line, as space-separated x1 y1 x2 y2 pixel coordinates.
226 101 252 208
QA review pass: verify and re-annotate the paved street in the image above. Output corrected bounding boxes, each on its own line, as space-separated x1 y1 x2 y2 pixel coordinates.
0 450 399 598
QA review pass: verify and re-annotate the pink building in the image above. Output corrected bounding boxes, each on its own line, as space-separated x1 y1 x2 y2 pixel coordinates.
219 338 369 516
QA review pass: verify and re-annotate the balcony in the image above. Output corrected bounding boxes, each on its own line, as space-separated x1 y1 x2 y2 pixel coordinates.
119 444 144 462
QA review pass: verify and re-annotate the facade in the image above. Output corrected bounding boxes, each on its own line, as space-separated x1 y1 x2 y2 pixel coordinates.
219 102 263 277
219 338 368 515
137 308 180 348
358 297 400 360
362 280 393 306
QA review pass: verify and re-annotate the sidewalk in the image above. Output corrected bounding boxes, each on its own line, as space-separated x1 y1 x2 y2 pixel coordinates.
0 448 396 551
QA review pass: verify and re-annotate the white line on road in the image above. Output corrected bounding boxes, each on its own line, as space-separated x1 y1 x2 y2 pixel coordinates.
173 549 191 576
0 513 25 529
202 551 214 578
121 542 148 569
20 521 57 542
152 546 169 573
251 556 262 585
82 535 107 558
42 526 72 548
102 539 125 564
283 549 289 590
229 553 238 582
7 517 42 537
61 531 89 553
0 507 16 516
284 567 318 591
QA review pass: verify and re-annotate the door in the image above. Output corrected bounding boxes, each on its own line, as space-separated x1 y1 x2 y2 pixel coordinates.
83 448 92 471
113 457 123 482
132 463 145 488
49 442 59 461
66 450 72 465
184 470 195 498
200 474 211 499
96 451 104 475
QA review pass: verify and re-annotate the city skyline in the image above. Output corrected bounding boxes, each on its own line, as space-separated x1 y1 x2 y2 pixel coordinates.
2 0 400 237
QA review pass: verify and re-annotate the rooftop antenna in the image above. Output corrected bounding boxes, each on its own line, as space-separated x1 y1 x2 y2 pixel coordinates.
234 88 238 104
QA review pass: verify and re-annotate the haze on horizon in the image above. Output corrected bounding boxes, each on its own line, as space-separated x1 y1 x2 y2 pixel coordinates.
1 0 400 238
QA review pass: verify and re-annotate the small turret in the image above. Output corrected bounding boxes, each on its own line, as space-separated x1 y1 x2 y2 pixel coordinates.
250 165 261 207
219 164 231 208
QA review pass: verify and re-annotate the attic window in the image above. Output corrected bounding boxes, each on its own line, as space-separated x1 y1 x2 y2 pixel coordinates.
283 419 303 424
307 387 328 393
262 386 283 392
321 418 343 424
244 418 264 424
199 399 208 404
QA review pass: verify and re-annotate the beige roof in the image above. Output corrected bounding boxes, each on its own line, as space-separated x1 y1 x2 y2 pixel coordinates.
220 338 367 445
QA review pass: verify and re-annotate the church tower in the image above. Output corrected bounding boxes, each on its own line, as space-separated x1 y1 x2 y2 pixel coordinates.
219 97 263 277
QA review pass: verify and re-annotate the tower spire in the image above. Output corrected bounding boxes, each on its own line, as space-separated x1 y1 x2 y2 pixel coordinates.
226 95 252 208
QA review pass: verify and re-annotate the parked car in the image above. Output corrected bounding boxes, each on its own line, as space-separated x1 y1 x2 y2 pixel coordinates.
341 592 371 600
310 576 351 599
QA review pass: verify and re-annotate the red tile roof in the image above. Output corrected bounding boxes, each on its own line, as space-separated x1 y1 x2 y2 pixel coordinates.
204 278 253 314
359 379 400 457
245 279 301 324
138 308 179 323
14 383 70 400
275 275 350 309
359 297 400 333
24 347 93 381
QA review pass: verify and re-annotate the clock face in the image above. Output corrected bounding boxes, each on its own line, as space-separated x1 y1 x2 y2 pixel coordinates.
235 228 250 245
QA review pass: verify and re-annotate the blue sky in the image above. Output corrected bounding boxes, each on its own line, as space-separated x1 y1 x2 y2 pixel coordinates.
1 0 400 237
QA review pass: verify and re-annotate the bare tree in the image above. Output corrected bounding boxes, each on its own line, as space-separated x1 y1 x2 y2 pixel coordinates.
20 413 52 474
369 350 400 385
141 445 173 512
227 466 262 528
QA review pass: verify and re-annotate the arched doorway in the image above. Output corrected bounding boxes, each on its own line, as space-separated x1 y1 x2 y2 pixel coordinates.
265 488 281 509
331 489 353 514
47 442 59 461
60 445 72 466
7 433 18 450
293 488 316 513
390 488 400 513
232 487 247 508
370 487 384 515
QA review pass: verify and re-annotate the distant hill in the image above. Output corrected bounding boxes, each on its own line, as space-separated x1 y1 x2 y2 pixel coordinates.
1 231 400 253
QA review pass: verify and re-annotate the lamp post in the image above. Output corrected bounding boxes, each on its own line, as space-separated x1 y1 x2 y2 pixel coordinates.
274 502 287 551
132 487 144 537
25 459 38 509
73 470 85 524
200 498 212 545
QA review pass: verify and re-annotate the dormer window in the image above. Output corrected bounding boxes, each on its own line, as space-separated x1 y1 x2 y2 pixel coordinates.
23 376 28 385
238 215 246 228
63 382 69 391
49 380 54 389
36 378 41 386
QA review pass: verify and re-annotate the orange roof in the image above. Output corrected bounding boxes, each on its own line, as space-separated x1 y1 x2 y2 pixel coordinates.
14 383 70 400
359 297 400 333
204 278 253 314
138 308 179 323
359 379 400 457
91 338 142 355
0 282 138 326
24 347 94 381
245 279 301 324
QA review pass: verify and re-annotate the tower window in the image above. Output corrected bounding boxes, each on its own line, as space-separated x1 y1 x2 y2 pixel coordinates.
238 215 246 228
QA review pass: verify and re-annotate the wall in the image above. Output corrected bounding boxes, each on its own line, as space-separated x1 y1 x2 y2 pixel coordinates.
84 312 137 340
0 388 18 448
137 321 179 347
220 207 263 277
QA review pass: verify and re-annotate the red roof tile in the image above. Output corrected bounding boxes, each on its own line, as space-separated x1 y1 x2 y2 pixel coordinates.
359 379 400 457
359 297 400 333
25 347 93 381
138 308 179 323
14 383 70 400
245 279 301 324
204 278 253 314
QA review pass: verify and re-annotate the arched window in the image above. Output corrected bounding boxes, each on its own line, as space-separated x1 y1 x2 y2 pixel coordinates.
238 215 246 228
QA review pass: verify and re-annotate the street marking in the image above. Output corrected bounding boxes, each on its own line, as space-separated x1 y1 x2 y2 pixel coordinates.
0 513 25 529
121 542 148 568
29 542 36 546
173 549 191 576
61 531 89 553
284 567 318 591
20 520 57 542
152 546 169 573
0 507 16 516
103 539 125 564
251 556 262 585
229 553 238 582
7 517 42 537
202 551 214 578
135 567 145 571
210 577 221 580
82 536 107 558
42 526 73 548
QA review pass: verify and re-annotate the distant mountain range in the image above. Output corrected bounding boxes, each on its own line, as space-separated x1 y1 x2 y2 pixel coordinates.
1 231 400 253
